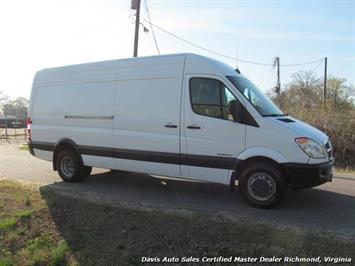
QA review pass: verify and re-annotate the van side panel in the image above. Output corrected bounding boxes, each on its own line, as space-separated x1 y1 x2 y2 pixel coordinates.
113 56 185 177
30 65 117 169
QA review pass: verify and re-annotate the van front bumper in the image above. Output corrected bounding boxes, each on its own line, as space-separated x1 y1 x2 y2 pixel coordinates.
282 161 333 189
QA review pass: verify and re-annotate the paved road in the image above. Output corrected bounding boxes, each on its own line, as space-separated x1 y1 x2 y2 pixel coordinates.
1 144 355 236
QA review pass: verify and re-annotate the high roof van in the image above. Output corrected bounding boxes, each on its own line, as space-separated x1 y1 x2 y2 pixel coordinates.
27 53 333 208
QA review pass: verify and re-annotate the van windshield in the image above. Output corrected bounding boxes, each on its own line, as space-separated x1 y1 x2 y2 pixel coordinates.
226 76 285 117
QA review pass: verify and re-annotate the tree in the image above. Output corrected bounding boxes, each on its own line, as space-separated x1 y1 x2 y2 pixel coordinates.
271 71 355 112
326 77 355 110
271 70 322 111
0 91 9 114
3 97 28 118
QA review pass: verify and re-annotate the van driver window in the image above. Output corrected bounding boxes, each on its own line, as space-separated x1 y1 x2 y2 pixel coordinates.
190 78 240 122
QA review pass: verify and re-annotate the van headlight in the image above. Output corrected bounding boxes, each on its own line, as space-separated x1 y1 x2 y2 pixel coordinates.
295 137 326 159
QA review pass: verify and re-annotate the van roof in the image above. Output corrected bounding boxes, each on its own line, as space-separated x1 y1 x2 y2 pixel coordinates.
34 53 244 85
39 53 236 71
38 53 210 69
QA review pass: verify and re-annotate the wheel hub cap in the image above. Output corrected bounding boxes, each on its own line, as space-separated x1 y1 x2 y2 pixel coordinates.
247 172 276 201
60 156 75 178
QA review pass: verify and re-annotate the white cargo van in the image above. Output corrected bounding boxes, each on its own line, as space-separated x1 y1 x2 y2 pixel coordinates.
27 53 333 208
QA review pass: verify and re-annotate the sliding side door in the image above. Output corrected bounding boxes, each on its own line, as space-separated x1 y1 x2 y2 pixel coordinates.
113 57 185 177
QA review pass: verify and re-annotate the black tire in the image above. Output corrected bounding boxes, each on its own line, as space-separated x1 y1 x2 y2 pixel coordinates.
239 162 287 208
56 149 92 182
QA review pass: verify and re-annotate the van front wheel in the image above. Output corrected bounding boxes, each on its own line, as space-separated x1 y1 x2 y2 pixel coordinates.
239 162 286 208
56 149 92 182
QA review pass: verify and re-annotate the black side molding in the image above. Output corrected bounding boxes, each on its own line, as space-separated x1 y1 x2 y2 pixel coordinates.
28 142 35 156
31 141 239 170
31 141 55 151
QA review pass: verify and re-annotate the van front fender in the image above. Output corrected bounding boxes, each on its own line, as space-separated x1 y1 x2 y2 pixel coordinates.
237 147 289 163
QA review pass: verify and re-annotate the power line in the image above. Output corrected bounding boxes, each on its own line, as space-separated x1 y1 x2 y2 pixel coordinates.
143 0 160 55
142 18 323 67
142 18 271 65
280 58 323 67
309 59 324 72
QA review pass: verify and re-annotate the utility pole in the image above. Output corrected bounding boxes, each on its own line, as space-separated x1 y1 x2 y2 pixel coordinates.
5 115 7 139
235 48 238 69
273 57 281 98
323 57 327 109
132 0 141 57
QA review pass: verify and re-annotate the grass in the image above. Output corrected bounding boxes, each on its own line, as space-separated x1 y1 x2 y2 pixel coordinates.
24 195 31 207
0 217 17 231
14 209 33 219
26 234 53 251
0 179 354 265
49 241 69 266
0 180 72 266
335 167 355 174
19 144 28 151
0 257 13 266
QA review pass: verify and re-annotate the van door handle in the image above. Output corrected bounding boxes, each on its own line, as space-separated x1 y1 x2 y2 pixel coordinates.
165 123 178 128
187 125 201 129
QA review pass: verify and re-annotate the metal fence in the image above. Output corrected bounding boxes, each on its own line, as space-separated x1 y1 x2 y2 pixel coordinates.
0 116 26 140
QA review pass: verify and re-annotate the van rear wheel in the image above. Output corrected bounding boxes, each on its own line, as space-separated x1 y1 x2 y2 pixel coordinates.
56 149 92 182
239 162 286 208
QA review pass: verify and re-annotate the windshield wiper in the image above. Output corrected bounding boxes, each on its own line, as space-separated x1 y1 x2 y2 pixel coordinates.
263 113 288 117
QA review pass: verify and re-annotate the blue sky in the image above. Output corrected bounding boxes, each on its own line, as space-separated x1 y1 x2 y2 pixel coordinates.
0 0 354 98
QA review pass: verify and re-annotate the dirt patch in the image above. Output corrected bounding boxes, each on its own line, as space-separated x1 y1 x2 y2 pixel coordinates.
0 138 26 147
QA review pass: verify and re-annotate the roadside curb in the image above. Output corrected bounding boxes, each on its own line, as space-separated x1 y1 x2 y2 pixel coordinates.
334 172 355 180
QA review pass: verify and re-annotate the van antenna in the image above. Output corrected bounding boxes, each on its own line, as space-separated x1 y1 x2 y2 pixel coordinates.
235 48 241 73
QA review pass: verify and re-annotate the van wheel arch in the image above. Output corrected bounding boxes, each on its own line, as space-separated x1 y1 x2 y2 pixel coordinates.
53 139 83 170
230 156 287 193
